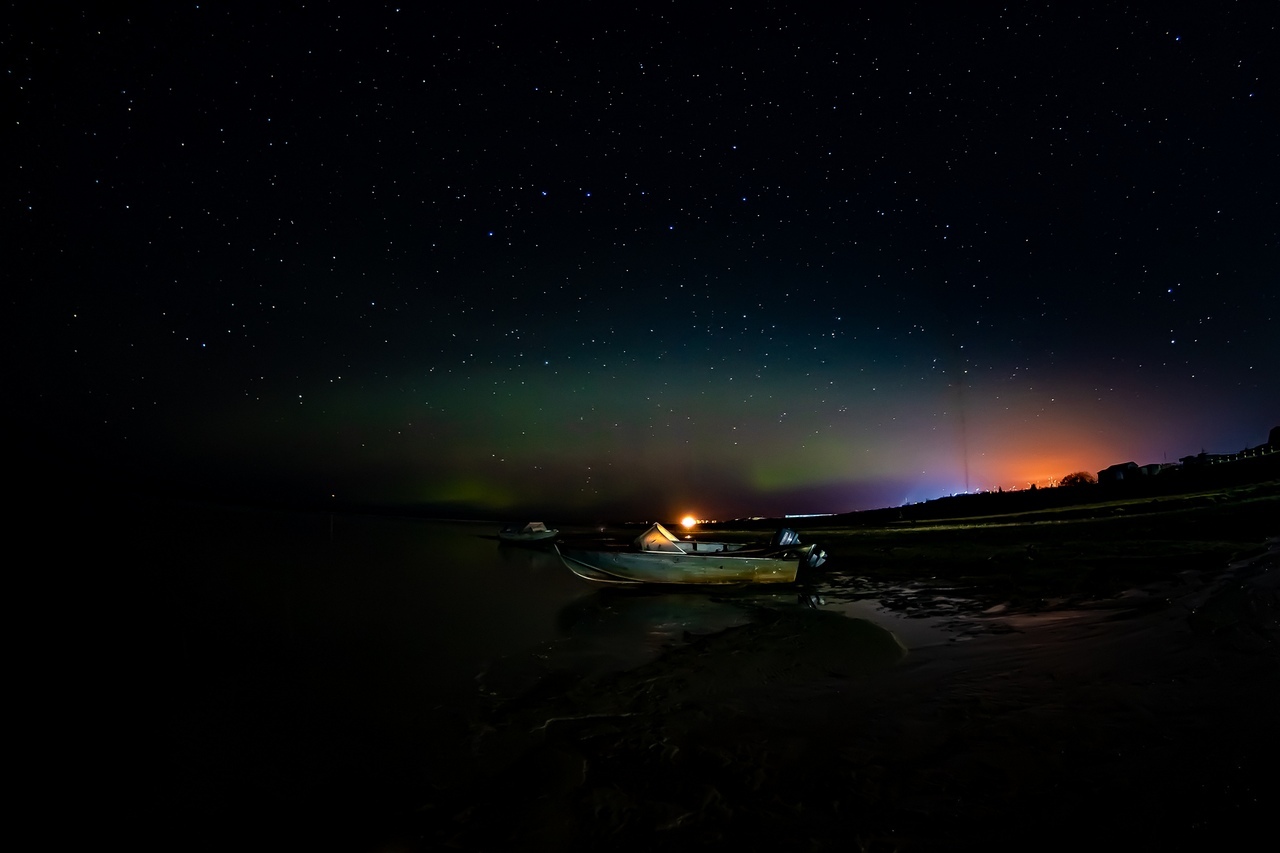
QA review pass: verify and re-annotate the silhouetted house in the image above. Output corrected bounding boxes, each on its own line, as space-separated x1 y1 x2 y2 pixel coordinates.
1223 426 1279 460
1180 452 1230 467
1139 463 1168 477
1098 461 1140 483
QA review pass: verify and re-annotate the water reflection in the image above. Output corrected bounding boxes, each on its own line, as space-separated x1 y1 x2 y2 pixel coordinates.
556 588 762 644
804 567 987 648
494 540 565 573
478 586 778 697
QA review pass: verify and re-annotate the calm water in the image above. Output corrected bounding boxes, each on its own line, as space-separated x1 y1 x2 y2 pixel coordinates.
78 499 963 850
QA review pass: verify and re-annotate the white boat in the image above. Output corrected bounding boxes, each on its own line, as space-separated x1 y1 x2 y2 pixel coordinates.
497 521 559 545
555 523 826 586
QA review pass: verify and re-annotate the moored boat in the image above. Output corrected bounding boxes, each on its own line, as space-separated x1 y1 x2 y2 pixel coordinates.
498 521 559 545
555 522 826 586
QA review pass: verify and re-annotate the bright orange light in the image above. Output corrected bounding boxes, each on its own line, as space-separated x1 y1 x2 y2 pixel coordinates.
681 516 697 529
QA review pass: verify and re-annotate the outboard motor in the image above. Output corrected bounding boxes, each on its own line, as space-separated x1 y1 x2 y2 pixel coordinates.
805 545 828 569
771 528 801 548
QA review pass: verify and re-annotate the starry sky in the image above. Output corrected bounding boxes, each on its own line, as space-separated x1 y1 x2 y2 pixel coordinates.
10 2 1278 521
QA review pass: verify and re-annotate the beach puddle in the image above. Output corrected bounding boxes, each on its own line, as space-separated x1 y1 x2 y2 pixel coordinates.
802 571 990 649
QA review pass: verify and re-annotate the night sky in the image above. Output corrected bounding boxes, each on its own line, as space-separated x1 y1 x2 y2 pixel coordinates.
10 2 1278 521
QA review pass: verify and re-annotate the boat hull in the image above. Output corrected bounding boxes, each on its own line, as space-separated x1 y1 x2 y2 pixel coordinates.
556 543 811 586
498 531 558 544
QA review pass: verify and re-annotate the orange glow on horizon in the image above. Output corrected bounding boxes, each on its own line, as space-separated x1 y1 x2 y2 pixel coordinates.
680 515 697 529
982 455 1107 492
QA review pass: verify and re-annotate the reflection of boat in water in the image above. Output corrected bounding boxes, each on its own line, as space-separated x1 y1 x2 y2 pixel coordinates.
495 539 567 574
555 523 827 586
497 521 559 546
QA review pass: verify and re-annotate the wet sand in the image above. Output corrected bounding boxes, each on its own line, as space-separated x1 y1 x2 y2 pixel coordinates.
417 542 1279 851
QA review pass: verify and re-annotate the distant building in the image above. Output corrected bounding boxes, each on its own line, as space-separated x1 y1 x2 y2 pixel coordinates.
1098 425 1278 486
1180 452 1230 467
1098 461 1140 483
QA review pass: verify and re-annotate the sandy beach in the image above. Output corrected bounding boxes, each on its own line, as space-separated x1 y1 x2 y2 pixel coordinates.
419 540 1278 851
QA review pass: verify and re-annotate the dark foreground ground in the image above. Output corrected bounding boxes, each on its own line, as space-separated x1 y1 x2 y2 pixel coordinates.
413 485 1279 851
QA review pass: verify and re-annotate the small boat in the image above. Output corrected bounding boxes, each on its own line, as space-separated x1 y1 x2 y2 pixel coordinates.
498 521 559 545
555 522 827 586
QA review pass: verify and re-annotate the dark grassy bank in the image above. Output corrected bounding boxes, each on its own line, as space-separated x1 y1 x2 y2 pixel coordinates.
717 478 1280 607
